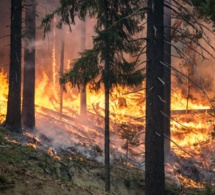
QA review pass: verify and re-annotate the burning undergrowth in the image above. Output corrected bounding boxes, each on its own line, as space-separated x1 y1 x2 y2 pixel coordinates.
1 85 215 192
6 103 215 191
34 106 145 166
166 111 215 189
1 98 215 194
35 106 215 189
2 66 215 193
0 126 147 195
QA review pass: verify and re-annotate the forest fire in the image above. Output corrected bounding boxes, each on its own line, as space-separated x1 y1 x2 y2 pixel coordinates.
1 0 215 194
1 65 215 189
1 1 215 187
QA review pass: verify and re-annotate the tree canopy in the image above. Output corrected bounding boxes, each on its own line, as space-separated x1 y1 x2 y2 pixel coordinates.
41 1 146 90
192 0 215 24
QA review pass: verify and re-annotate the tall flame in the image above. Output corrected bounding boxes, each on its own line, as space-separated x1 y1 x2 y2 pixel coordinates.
0 46 214 189
0 69 8 122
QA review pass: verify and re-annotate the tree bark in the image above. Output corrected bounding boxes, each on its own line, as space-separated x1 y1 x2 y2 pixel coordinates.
145 0 165 194
22 0 36 130
164 0 171 155
4 0 22 133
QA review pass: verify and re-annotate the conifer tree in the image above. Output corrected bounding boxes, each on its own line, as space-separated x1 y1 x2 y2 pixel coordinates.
41 1 215 194
192 0 215 24
41 0 146 192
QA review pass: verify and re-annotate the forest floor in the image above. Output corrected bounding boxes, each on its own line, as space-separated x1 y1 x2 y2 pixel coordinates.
0 126 214 195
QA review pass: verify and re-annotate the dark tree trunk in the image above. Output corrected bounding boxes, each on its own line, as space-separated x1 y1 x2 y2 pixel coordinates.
164 0 171 155
104 0 110 192
80 20 87 117
145 0 165 194
4 0 22 133
22 0 36 130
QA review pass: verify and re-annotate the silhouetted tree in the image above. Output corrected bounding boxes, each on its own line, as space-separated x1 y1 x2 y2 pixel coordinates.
145 1 165 194
22 0 36 130
4 0 22 132
41 0 145 192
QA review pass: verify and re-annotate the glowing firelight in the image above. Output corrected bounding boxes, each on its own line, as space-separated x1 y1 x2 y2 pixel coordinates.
0 61 215 188
0 69 8 121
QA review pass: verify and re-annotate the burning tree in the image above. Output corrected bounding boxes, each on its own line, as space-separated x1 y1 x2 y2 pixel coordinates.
40 0 146 192
37 0 215 194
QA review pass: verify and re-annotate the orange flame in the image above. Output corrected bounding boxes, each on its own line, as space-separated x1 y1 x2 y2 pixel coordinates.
0 69 8 122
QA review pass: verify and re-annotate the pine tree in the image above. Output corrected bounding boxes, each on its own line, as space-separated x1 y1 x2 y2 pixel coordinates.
192 0 215 24
41 0 146 192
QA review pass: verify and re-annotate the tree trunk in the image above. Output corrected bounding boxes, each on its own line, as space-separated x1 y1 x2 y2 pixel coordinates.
145 0 165 194
104 0 110 192
80 20 87 117
52 18 57 99
164 0 171 155
22 0 36 130
59 40 64 115
4 0 22 133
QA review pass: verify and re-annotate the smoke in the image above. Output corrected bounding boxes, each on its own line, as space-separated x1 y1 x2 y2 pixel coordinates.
170 18 215 107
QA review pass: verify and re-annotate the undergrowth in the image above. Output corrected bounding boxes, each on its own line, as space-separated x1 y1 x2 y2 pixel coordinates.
0 126 215 195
